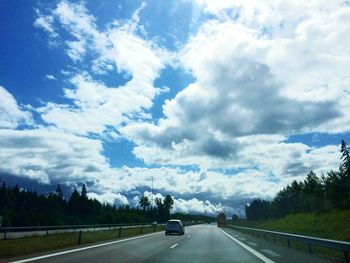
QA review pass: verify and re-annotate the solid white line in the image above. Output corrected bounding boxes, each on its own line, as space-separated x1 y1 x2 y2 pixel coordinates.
10 232 163 263
219 228 275 263
187 235 191 238
170 243 178 249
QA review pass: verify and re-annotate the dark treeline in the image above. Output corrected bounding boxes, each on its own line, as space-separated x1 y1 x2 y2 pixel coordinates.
246 140 350 220
0 183 213 227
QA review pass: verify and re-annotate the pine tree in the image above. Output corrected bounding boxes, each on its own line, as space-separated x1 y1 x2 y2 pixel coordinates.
81 184 88 199
341 140 350 176
55 184 63 199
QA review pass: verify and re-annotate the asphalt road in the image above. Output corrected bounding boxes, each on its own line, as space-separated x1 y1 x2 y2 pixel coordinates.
9 224 334 263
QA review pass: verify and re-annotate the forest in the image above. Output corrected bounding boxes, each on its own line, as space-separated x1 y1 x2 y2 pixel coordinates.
0 182 213 227
245 140 350 220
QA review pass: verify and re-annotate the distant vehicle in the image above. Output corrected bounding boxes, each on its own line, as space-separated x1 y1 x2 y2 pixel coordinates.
217 212 227 227
165 219 185 235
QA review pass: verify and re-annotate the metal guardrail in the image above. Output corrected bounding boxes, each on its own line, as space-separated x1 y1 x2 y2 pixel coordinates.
228 225 350 263
0 223 166 240
0 221 202 240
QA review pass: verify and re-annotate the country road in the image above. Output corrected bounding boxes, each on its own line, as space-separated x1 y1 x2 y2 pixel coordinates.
8 224 333 263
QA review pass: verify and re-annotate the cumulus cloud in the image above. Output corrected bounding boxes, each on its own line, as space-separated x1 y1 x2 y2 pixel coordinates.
88 192 129 206
121 2 349 176
0 128 107 184
173 198 226 215
0 86 32 129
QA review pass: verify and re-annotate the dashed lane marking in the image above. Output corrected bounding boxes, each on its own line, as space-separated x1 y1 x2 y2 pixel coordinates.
170 243 178 249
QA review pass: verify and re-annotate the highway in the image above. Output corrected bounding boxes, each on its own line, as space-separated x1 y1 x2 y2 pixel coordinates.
8 224 334 263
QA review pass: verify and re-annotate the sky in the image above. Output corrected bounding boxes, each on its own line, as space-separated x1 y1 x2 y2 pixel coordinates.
1 0 350 217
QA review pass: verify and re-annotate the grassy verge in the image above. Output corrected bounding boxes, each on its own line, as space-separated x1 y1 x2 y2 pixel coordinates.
258 210 350 241
231 209 350 262
0 225 165 260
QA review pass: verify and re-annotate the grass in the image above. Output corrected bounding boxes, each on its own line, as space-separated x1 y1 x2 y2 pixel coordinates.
231 209 350 262
258 210 350 241
0 225 165 260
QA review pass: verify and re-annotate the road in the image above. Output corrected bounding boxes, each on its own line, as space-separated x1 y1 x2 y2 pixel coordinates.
8 224 334 263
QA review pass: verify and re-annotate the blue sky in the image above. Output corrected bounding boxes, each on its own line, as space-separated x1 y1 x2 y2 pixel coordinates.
1 0 350 216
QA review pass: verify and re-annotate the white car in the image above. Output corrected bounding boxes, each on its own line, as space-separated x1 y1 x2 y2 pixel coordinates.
165 219 185 235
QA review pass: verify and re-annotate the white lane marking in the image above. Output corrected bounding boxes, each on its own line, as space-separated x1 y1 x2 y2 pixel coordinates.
219 228 275 263
260 249 281 257
170 243 178 249
248 242 258 246
10 232 163 263
187 235 191 238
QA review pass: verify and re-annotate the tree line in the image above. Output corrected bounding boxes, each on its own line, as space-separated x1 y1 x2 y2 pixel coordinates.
0 182 213 227
246 140 350 220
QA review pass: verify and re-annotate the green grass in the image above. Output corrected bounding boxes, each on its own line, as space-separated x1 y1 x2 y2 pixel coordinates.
258 210 350 242
232 210 350 262
0 225 165 260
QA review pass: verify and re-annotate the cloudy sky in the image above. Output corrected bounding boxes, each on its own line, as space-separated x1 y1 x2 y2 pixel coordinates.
1 0 350 217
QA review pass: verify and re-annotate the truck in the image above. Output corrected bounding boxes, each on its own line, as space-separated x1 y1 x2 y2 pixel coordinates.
217 212 227 227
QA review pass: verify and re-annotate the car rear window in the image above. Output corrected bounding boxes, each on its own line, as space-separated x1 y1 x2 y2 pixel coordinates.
167 221 180 225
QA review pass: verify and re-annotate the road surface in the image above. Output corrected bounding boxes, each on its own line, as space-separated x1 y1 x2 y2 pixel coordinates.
8 224 333 263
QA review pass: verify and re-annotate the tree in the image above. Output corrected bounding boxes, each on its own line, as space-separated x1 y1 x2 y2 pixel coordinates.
232 214 239 221
337 140 350 207
163 195 174 221
341 140 350 175
81 184 88 199
55 184 63 199
300 171 324 211
139 196 151 211
164 195 174 211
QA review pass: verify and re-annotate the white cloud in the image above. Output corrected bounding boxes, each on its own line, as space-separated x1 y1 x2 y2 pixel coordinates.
17 1 349 215
0 86 32 129
35 1 169 136
121 2 349 175
45 74 56 80
88 192 129 206
0 127 108 184
173 198 224 215
34 9 57 37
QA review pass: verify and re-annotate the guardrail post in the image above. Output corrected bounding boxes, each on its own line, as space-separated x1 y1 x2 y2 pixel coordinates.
140 227 143 234
3 230 6 240
307 243 312 254
78 231 82 244
46 229 49 236
287 239 291 247
344 251 349 263
153 225 156 232
118 227 122 238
